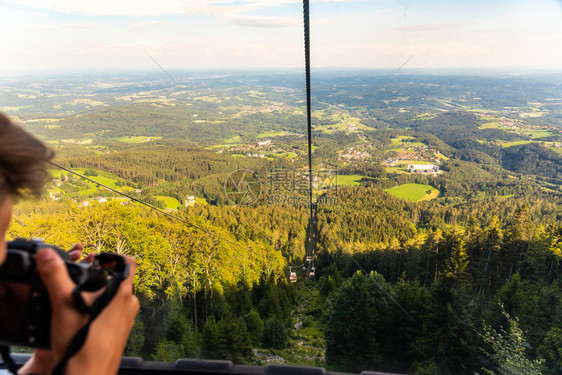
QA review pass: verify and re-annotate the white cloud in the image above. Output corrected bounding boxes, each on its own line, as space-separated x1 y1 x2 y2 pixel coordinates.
132 21 167 28
396 24 462 32
225 15 300 28
3 0 560 70
22 22 104 30
63 23 105 28
9 0 356 17
100 41 187 56
8 0 291 16
11 0 196 16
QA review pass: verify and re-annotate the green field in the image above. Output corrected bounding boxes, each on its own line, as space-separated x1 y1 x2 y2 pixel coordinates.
480 122 501 128
385 167 408 174
390 136 415 145
49 168 129 196
274 152 297 159
50 169 121 188
501 140 536 148
387 147 404 153
49 168 186 207
257 131 286 138
155 195 182 210
384 183 438 202
521 129 554 138
500 140 562 152
337 175 366 186
224 135 242 143
388 136 426 151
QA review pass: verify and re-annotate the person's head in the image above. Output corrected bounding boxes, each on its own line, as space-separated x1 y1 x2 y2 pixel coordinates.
0 112 52 263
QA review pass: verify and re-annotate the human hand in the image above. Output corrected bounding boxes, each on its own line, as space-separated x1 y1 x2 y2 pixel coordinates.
67 243 83 262
65 243 96 265
18 243 91 374
17 248 139 375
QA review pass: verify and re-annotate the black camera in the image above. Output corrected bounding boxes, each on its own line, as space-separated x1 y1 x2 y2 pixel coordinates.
0 238 128 349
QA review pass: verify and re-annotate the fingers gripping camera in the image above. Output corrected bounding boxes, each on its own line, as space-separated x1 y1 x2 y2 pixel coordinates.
0 238 129 349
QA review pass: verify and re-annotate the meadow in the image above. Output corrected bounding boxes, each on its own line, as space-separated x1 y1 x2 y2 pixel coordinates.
384 183 439 202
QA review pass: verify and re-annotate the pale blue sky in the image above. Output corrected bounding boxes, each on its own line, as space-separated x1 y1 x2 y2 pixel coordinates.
1 0 561 72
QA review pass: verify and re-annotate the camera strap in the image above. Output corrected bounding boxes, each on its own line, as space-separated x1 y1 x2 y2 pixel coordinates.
50 262 129 375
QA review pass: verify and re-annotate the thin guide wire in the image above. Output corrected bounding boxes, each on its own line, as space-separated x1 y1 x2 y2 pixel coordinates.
49 161 246 251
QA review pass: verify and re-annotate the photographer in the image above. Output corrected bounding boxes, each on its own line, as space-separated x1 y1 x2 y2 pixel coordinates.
0 112 139 375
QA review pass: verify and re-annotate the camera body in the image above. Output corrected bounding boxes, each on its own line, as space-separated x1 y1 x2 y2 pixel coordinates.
0 239 110 349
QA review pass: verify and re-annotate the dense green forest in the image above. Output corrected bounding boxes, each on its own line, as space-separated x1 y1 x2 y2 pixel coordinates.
10 185 562 374
4 71 561 374
50 138 561 208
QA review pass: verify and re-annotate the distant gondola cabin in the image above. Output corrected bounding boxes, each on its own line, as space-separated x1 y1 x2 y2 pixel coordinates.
309 267 315 279
290 271 297 283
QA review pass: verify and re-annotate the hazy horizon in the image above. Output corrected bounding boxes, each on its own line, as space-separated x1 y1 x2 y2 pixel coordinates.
1 0 561 73
3 66 562 77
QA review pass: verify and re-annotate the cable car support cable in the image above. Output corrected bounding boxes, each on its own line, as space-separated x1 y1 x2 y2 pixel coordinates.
303 0 317 280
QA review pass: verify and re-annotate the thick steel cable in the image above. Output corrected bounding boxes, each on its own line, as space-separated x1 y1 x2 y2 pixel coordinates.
303 0 313 211
303 0 316 270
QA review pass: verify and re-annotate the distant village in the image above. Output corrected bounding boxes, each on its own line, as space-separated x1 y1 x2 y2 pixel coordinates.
477 113 562 138
74 195 199 210
221 135 446 175
381 143 444 175
49 174 201 211
220 138 302 160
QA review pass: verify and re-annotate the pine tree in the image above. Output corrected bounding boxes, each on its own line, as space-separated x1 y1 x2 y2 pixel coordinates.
261 317 288 349
538 327 562 373
444 238 469 279
481 307 544 375
324 272 393 372
478 216 503 298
